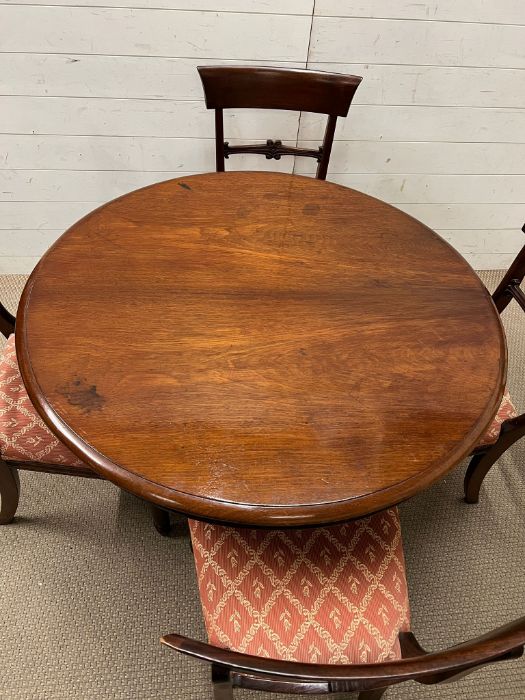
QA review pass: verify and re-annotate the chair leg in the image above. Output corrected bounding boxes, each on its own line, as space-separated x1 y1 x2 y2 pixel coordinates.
211 664 234 700
465 421 525 504
464 450 492 504
150 505 171 536
357 688 388 700
358 689 388 700
0 460 20 524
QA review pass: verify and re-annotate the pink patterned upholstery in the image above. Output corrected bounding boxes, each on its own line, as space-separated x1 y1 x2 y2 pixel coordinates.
477 389 518 448
0 334 86 467
189 508 410 665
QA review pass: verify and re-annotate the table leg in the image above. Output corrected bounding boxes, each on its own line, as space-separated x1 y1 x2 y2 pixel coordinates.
150 504 171 536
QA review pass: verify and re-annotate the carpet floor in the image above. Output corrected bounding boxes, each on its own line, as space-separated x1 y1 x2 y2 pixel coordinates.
0 271 524 700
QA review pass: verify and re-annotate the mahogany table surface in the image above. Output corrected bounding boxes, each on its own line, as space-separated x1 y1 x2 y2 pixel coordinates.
16 172 506 527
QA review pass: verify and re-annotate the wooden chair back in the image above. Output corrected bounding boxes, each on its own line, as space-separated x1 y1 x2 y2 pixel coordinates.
463 222 525 503
492 223 525 314
198 66 362 180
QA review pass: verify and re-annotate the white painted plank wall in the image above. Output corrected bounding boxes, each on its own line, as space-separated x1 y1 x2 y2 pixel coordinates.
0 0 312 11
300 2 525 268
3 55 525 108
0 6 311 58
1 0 524 271
0 3 313 271
315 0 525 25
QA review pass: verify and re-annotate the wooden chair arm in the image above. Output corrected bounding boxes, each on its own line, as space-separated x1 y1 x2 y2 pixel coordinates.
161 617 525 686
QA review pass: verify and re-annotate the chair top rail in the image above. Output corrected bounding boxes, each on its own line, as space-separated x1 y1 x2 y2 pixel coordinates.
197 65 362 116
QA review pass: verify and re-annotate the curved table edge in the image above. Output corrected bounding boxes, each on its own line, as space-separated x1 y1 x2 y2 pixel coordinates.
14 175 508 527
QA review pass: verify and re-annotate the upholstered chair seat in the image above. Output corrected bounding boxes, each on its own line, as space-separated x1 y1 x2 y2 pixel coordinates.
189 507 410 666
0 334 85 467
165 510 525 699
0 331 171 533
477 389 517 448
0 335 84 469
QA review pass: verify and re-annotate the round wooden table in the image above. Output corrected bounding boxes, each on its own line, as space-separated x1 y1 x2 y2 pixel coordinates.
16 172 506 527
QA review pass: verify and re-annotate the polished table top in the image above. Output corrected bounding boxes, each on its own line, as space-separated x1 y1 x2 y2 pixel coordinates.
17 172 506 526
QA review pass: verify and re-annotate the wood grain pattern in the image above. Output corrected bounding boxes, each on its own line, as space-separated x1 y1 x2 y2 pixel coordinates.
3 201 523 232
198 66 361 117
16 172 506 526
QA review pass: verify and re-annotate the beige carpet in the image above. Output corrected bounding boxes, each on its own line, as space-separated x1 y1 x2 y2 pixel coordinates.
0 271 524 700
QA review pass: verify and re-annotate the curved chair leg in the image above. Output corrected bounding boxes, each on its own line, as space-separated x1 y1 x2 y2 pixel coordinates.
466 414 525 504
150 504 171 536
465 429 525 504
464 450 493 504
0 460 20 524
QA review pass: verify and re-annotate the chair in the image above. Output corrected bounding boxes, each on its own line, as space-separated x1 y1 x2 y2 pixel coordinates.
198 66 362 180
161 512 525 698
464 223 525 503
0 304 170 534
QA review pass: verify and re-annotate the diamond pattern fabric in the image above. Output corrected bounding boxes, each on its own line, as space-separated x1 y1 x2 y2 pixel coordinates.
0 334 86 467
477 389 518 448
189 508 410 665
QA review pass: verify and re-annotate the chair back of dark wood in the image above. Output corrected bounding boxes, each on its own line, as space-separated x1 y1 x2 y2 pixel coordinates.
162 615 525 697
0 303 15 339
492 223 525 314
198 66 362 180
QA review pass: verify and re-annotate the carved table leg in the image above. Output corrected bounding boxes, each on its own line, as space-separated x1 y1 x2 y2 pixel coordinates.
0 460 20 524
150 505 171 536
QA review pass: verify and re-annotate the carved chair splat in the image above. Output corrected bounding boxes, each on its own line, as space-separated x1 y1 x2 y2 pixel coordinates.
198 65 362 180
